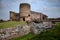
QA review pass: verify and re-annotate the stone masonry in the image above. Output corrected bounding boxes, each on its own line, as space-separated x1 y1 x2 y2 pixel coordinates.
10 3 48 22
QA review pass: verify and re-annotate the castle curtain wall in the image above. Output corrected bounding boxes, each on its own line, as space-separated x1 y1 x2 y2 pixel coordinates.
10 11 20 21
10 11 48 21
30 11 48 21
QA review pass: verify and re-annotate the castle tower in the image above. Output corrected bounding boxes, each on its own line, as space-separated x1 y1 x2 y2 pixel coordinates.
19 3 31 21
10 11 16 21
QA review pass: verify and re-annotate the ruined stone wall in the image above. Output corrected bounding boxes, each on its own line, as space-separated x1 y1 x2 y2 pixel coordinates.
10 11 20 21
10 3 48 21
30 11 48 21
0 24 31 40
10 11 16 21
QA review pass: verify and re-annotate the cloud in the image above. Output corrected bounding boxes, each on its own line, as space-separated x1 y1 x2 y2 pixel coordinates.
39 7 60 18
36 0 60 7
0 0 60 20
9 0 34 4
46 0 60 3
43 7 60 12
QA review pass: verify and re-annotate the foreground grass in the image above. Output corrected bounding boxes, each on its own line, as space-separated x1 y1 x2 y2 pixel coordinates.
11 22 60 40
0 21 27 29
11 33 35 40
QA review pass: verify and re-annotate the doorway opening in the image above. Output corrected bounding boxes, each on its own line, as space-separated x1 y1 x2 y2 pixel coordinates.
23 17 25 21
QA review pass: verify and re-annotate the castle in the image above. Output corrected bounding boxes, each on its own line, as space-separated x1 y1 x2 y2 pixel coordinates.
10 3 48 22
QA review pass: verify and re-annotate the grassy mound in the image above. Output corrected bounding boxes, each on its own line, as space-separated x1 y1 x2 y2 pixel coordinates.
0 21 26 29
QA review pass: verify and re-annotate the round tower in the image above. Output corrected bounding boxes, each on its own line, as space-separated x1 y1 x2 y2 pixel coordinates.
19 3 31 21
20 3 30 17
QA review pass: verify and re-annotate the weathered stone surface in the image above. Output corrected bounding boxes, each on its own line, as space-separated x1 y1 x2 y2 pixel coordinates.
31 22 53 34
0 24 31 40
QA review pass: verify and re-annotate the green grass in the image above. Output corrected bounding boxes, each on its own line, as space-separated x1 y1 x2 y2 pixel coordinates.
0 21 27 29
11 22 60 40
11 33 35 40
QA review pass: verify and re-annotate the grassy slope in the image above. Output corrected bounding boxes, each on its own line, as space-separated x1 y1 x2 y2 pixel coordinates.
0 21 26 29
11 22 60 40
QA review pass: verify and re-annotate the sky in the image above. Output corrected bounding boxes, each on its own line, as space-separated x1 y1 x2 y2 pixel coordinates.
0 0 60 20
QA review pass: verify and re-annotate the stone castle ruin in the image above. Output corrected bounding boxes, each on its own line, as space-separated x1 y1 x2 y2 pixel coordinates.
10 3 48 22
0 3 58 40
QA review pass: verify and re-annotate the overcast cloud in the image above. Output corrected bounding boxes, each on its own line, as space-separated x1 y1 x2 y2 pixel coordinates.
0 0 60 20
